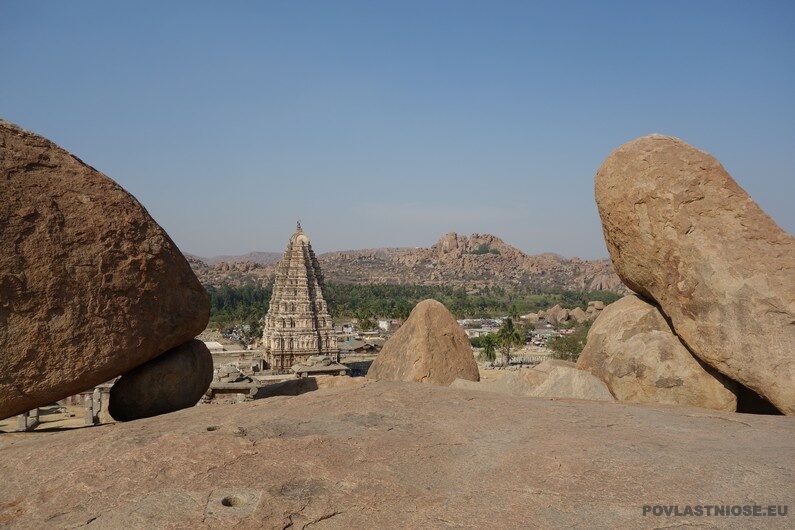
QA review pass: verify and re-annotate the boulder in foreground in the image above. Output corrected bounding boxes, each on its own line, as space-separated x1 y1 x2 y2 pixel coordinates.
0 120 209 420
595 134 795 414
366 299 479 385
578 295 737 411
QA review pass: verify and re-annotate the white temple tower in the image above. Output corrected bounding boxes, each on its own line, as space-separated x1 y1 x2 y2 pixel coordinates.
262 223 337 370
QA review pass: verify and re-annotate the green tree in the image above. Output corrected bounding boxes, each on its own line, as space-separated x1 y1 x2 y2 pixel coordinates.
478 334 497 363
496 318 523 366
357 317 377 331
204 283 623 329
394 301 412 321
548 320 593 362
509 303 520 320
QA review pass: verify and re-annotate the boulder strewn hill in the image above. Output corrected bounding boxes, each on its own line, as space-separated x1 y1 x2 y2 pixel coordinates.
185 256 271 287
201 251 283 266
190 232 626 293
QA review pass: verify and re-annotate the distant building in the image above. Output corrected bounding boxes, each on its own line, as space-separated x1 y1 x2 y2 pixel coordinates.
464 328 498 339
261 223 338 370
377 319 401 332
339 339 372 354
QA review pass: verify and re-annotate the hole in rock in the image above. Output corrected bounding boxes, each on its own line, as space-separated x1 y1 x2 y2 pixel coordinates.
206 425 221 431
221 495 245 507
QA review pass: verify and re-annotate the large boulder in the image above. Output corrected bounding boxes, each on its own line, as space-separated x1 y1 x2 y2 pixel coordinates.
578 295 737 411
366 299 479 385
595 134 795 414
0 120 209 420
109 340 213 421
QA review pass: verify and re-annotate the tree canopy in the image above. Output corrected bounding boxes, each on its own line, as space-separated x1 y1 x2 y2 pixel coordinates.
496 318 524 365
206 282 621 330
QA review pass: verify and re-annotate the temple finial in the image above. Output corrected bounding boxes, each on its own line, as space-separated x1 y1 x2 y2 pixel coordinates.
296 220 302 232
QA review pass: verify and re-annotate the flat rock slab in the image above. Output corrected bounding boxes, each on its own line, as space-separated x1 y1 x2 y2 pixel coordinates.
0 381 792 529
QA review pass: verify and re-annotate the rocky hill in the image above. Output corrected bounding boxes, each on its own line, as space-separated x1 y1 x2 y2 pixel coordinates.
189 232 627 293
186 255 272 287
199 251 283 266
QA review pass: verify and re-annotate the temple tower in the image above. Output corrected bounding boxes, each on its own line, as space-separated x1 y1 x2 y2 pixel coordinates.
262 223 337 370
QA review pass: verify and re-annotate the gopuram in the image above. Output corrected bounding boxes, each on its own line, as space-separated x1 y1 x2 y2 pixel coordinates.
262 223 338 371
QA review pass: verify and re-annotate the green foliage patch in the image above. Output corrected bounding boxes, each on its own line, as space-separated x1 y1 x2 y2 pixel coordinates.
206 282 620 330
206 284 272 329
467 242 501 255
547 320 593 363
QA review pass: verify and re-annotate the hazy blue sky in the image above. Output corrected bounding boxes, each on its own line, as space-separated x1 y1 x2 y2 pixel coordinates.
2 1 793 259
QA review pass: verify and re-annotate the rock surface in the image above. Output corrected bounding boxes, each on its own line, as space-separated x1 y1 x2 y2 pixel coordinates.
254 375 367 399
451 371 539 396
595 134 795 414
109 340 214 421
0 380 792 529
451 360 614 402
0 120 209 420
366 299 479 385
531 364 615 401
578 295 737 411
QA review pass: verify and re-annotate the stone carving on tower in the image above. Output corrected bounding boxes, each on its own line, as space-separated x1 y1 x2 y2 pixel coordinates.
262 223 338 371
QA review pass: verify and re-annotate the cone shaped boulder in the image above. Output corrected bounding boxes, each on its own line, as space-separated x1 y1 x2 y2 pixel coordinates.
367 299 479 385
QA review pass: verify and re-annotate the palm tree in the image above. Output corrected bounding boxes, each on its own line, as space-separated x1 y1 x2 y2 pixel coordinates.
496 318 523 366
479 334 497 363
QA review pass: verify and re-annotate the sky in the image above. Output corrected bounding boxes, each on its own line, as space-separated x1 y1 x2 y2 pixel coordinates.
2 1 793 259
